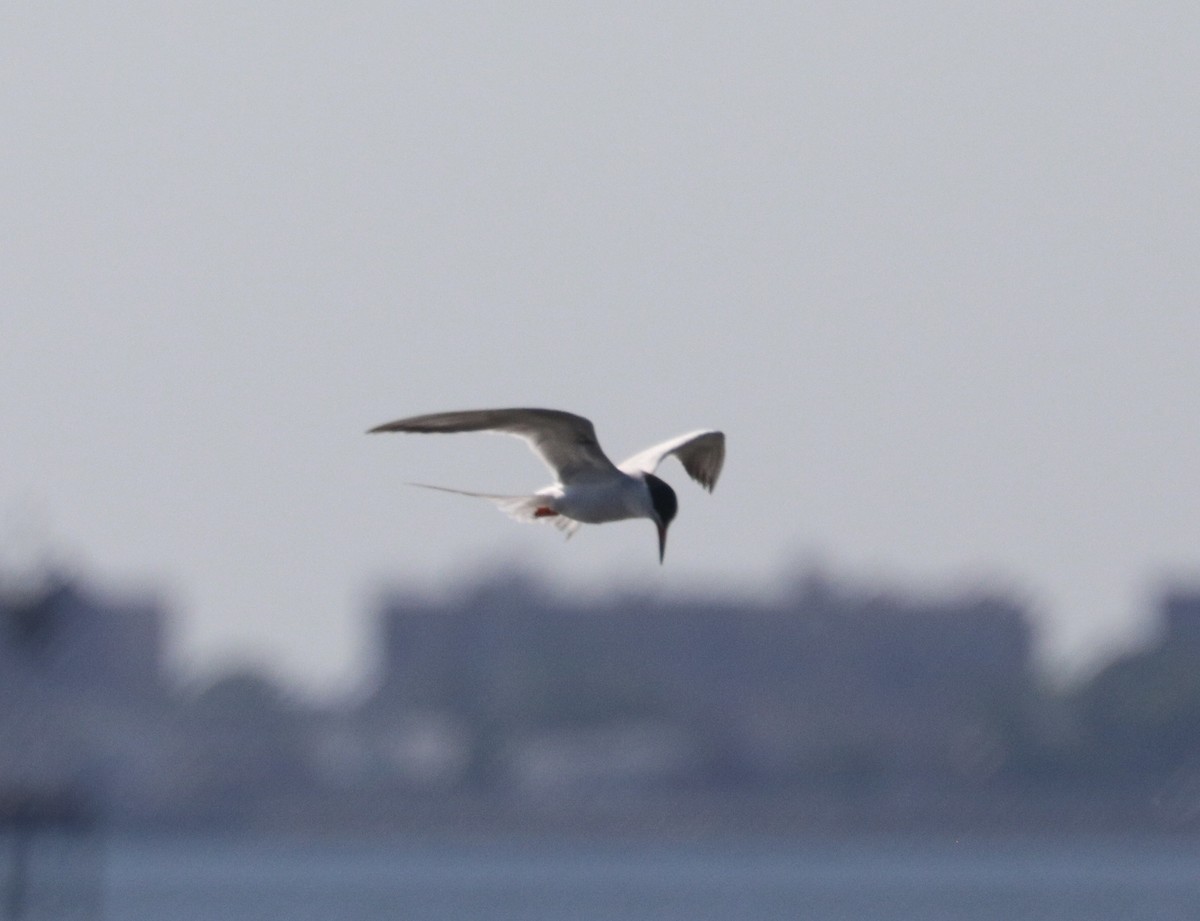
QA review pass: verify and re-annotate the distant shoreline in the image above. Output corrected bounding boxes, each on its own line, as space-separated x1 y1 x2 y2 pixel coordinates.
134 788 1200 841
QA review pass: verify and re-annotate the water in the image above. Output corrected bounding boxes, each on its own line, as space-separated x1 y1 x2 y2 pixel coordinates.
42 834 1200 920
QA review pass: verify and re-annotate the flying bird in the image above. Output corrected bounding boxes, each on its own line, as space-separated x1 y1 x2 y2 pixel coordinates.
368 408 725 562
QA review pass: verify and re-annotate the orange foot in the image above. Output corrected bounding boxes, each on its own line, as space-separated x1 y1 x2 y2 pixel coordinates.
533 507 558 518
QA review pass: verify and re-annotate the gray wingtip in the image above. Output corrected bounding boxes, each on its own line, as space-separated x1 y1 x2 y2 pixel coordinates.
367 420 409 434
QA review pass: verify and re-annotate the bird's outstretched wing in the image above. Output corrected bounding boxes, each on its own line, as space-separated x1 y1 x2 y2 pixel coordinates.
368 408 620 483
618 430 725 492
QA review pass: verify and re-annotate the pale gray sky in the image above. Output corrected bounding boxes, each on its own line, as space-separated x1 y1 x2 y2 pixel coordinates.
4 4 1198 693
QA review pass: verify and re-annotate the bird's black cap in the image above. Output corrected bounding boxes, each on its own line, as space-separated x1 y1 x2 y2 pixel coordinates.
644 473 678 526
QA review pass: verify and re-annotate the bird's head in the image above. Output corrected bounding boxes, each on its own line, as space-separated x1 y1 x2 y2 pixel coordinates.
643 472 678 564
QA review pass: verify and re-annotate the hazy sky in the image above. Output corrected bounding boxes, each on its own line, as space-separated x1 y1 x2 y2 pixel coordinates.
4 4 1198 693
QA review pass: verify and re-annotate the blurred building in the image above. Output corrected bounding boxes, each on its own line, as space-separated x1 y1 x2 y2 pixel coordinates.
368 572 1035 798
1161 589 1200 646
3 566 1198 835
0 574 145 919
0 575 169 799
0 574 165 702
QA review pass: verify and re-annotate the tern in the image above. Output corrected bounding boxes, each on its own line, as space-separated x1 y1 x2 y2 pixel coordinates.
368 408 725 562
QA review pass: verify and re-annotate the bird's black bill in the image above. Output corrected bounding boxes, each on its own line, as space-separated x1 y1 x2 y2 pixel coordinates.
657 522 668 564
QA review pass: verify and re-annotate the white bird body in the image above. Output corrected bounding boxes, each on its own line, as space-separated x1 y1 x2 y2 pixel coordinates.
368 408 725 562
537 475 652 524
